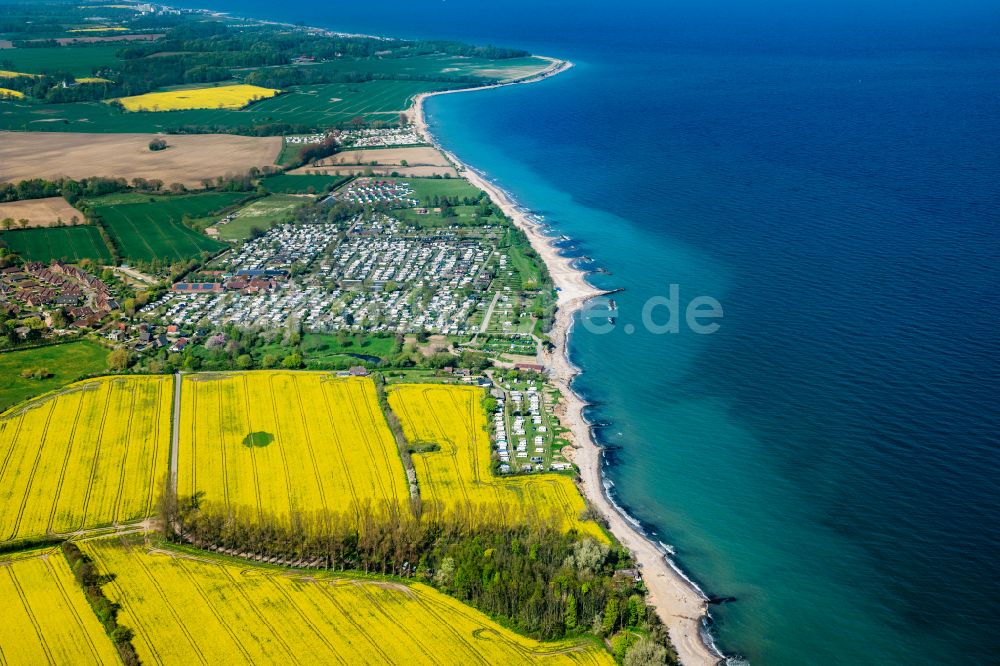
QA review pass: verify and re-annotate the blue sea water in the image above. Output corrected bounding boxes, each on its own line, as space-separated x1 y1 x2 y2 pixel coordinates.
183 1 1000 663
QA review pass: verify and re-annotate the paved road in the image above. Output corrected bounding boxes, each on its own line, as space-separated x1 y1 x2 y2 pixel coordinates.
479 292 502 335
170 372 181 495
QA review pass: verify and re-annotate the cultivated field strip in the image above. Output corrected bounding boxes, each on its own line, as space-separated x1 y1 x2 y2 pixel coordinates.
248 80 457 122
86 539 612 666
0 552 119 665
0 376 172 542
388 385 606 539
178 372 408 522
0 225 113 264
116 84 279 112
92 193 236 263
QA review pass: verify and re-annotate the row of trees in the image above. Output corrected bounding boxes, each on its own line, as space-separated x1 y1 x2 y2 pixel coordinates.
61 542 140 666
0 176 131 204
0 173 264 206
297 133 340 166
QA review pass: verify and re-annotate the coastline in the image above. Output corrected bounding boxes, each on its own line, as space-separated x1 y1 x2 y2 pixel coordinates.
411 66 723 666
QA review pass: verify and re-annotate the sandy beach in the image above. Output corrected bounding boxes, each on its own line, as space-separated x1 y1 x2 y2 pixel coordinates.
411 65 722 666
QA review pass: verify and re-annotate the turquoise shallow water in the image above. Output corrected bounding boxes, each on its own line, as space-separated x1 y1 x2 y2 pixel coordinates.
421 50 1000 664
177 2 1000 662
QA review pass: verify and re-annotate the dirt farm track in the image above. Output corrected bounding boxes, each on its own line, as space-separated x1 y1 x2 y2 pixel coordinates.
0 132 282 188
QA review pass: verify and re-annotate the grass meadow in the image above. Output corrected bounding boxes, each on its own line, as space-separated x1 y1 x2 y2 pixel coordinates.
0 340 110 412
400 177 484 201
301 333 399 364
217 194 304 241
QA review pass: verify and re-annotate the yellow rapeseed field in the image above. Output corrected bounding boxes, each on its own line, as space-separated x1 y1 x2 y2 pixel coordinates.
388 384 605 539
0 70 37 79
116 84 280 112
0 551 119 664
87 539 612 666
0 376 172 542
76 77 113 84
177 372 408 522
0 87 25 99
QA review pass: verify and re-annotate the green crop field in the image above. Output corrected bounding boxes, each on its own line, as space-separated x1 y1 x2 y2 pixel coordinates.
239 80 460 123
0 45 124 77
217 194 304 240
261 173 348 194
91 192 241 262
0 80 462 133
0 224 111 263
307 54 551 81
0 340 110 412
